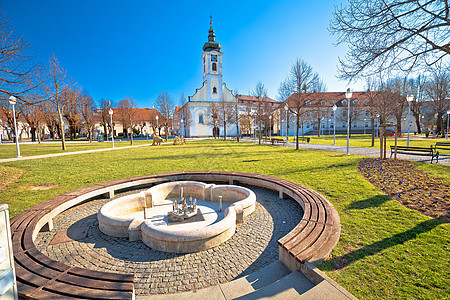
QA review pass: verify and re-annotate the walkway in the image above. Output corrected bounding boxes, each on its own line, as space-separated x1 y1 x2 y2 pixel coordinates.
242 138 450 166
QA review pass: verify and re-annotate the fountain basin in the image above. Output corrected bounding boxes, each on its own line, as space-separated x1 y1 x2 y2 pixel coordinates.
98 181 256 253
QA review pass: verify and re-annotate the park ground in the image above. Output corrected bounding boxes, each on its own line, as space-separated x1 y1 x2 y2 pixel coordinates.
0 139 449 299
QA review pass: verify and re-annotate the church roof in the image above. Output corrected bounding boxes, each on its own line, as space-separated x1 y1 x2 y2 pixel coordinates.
202 21 221 52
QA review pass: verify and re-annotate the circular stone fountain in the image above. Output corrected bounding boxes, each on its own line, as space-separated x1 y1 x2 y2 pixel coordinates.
97 181 256 253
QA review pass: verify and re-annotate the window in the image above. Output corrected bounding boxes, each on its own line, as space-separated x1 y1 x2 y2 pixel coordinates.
365 122 369 128
306 100 311 106
353 121 358 127
211 55 217 62
342 124 345 128
353 99 358 105
366 111 370 117
321 100 326 106
240 100 244 103
342 99 347 105
199 113 204 124
331 112 334 117
330 102 334 105
330 124 334 128
212 62 217 71
213 87 217 94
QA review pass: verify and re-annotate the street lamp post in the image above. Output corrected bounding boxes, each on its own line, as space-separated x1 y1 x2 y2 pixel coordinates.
406 94 414 147
9 96 21 158
345 88 353 155
284 103 289 147
364 118 367 135
447 110 450 140
376 114 380 138
156 115 159 135
332 104 337 145
269 115 272 140
180 119 184 137
109 108 114 148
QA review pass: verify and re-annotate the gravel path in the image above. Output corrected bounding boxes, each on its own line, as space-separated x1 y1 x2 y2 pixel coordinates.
242 138 450 166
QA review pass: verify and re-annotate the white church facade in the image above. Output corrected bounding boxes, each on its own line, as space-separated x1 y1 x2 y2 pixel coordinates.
181 22 239 138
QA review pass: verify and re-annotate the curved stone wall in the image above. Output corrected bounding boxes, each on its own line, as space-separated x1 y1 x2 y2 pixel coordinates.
97 180 256 253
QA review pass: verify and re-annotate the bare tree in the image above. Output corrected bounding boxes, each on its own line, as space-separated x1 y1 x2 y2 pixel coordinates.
62 86 82 140
80 90 96 142
330 1 450 80
42 54 71 150
118 96 137 144
252 82 268 144
156 90 174 140
425 63 450 135
178 93 192 137
310 78 328 137
208 101 221 139
409 75 427 134
278 58 318 149
232 91 242 142
99 99 113 139
0 16 42 102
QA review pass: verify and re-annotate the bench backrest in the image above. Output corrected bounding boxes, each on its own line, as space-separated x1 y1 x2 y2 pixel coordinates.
391 146 433 152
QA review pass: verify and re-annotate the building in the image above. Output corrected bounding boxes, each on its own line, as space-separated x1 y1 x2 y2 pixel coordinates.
279 91 420 136
176 22 279 138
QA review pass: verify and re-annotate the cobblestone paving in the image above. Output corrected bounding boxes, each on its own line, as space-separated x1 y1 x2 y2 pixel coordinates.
35 185 303 295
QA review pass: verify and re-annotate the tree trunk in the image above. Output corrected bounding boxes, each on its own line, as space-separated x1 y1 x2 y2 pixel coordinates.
58 111 66 150
130 127 134 145
30 126 36 142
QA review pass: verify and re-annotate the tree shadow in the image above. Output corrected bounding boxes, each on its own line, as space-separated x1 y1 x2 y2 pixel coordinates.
348 195 391 210
321 216 446 271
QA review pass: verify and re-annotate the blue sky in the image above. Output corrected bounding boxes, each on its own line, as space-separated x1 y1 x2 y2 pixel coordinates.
1 0 363 108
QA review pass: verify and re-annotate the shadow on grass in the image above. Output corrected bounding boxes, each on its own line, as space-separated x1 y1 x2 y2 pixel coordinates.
321 217 446 271
348 195 391 210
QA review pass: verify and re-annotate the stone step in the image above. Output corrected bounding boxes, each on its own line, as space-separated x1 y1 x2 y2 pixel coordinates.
235 270 314 299
219 261 291 299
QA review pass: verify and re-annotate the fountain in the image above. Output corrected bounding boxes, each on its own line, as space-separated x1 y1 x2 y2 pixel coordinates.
171 186 197 220
98 181 256 253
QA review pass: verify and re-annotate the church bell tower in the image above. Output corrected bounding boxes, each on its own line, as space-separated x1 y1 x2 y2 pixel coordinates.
202 18 223 102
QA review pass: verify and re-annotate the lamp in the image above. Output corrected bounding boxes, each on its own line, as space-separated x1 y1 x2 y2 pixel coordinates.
406 94 413 147
345 89 352 155
332 104 337 145
9 96 21 158
109 108 114 148
284 103 289 147
269 115 272 139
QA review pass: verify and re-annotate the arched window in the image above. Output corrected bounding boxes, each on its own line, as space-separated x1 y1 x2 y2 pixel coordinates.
199 113 204 124
213 87 217 94
212 62 217 71
306 100 311 106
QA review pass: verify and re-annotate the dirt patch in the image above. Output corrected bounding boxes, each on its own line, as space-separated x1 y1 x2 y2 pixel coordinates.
358 158 450 222
0 166 23 191
29 184 58 191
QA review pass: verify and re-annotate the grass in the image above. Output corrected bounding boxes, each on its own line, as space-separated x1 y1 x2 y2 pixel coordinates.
0 140 448 299
0 139 173 159
274 133 450 154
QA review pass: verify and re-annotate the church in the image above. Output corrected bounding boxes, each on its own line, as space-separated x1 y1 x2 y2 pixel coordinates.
179 21 240 138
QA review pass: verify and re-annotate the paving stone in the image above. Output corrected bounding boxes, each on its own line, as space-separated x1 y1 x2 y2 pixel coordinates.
35 185 302 295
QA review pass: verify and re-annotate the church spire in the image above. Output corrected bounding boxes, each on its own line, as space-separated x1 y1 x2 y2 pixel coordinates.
203 16 221 52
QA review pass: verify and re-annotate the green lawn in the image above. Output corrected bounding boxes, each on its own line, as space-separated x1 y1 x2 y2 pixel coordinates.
0 140 448 299
275 134 450 154
0 139 171 159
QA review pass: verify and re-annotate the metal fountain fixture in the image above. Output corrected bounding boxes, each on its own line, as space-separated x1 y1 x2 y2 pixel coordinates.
172 185 197 220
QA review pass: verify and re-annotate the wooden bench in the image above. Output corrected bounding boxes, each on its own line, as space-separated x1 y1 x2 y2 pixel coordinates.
295 137 310 143
12 171 341 298
271 137 285 145
435 142 450 151
390 145 439 163
11 187 136 299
